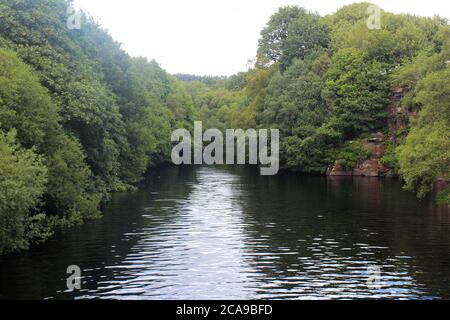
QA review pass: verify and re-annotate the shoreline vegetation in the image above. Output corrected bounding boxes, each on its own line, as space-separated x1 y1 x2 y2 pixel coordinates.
0 0 449 254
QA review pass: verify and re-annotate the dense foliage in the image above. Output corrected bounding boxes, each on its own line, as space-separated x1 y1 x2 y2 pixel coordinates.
0 1 448 253
0 0 198 254
0 130 48 253
182 3 449 200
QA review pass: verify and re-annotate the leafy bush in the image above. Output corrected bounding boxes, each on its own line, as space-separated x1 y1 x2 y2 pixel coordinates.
0 130 48 254
381 141 399 172
334 141 371 171
397 122 449 199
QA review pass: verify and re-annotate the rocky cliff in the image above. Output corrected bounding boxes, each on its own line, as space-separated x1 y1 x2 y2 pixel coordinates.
327 132 392 177
327 88 415 177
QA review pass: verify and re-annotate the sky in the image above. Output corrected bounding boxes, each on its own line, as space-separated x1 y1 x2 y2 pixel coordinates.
73 0 450 76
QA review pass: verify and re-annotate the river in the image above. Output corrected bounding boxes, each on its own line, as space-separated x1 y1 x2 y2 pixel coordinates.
0 166 449 300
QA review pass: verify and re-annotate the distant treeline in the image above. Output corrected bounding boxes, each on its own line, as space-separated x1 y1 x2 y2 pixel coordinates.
180 3 449 204
175 74 227 84
0 1 448 254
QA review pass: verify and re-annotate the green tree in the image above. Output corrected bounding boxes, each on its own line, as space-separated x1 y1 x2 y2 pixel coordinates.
257 6 306 65
257 6 329 71
0 47 101 222
397 67 450 202
324 48 390 138
0 130 48 254
397 122 449 201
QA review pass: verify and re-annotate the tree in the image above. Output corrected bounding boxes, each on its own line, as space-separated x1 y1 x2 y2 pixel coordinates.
0 47 101 222
397 67 450 202
0 48 60 153
257 6 329 71
397 122 449 200
0 130 47 254
261 53 330 137
257 6 306 64
323 48 390 139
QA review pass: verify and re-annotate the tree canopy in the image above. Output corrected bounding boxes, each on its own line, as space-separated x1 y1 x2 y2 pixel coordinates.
183 3 449 201
0 0 199 253
0 1 448 253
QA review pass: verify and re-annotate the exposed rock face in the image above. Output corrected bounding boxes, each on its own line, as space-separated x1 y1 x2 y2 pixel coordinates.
353 159 389 177
388 87 417 139
327 88 410 178
328 159 392 177
327 161 353 176
327 139 392 177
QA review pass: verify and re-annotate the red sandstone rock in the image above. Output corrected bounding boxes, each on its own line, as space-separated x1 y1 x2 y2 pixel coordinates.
327 161 353 176
353 159 387 177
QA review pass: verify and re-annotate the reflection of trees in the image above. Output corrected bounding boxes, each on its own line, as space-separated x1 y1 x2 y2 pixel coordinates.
327 176 450 297
1 166 448 299
236 170 450 298
0 166 198 300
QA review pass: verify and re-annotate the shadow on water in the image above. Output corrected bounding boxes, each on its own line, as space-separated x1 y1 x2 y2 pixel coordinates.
0 165 449 299
0 167 198 300
234 169 450 299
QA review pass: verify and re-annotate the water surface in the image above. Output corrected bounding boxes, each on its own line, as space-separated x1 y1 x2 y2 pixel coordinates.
0 166 449 299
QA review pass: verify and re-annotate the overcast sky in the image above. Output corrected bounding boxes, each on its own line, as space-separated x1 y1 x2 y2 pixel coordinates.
73 0 450 76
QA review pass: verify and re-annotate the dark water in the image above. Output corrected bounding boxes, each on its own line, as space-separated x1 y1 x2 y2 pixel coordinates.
0 166 449 300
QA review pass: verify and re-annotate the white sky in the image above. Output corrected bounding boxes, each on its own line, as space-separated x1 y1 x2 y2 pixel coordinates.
73 0 450 76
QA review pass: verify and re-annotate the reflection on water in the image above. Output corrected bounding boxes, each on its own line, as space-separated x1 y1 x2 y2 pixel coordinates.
0 166 449 300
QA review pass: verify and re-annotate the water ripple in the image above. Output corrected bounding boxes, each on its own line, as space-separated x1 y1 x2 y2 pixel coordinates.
1 166 449 300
